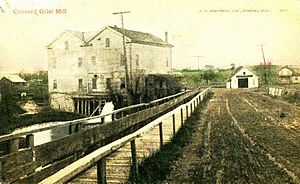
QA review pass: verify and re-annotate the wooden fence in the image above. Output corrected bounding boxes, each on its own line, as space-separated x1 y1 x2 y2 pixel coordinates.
0 87 210 183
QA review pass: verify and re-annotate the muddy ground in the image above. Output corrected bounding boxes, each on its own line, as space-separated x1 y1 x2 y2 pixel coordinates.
165 88 300 184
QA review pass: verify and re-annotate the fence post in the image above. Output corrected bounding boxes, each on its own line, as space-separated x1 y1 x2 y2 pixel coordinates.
159 122 163 148
180 108 183 126
97 157 106 184
75 124 79 133
172 114 176 135
186 105 189 118
26 134 34 148
9 138 19 153
68 124 72 134
131 140 139 178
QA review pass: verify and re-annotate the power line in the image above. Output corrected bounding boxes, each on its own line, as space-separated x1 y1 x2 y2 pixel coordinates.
113 11 131 89
192 56 204 70
257 44 267 85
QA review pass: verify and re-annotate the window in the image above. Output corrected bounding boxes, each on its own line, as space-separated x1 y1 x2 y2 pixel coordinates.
166 57 169 67
53 59 57 69
105 38 110 47
295 77 298 81
243 72 246 75
53 80 57 89
106 78 111 89
120 54 125 66
65 41 69 50
92 78 97 89
136 54 139 68
91 56 96 65
78 79 83 90
120 78 125 89
78 57 82 67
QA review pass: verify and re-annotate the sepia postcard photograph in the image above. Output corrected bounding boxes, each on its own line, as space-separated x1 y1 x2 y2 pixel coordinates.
0 0 300 183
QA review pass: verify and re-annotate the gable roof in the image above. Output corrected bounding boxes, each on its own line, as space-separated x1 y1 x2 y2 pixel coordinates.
48 26 173 48
108 26 173 47
86 26 173 47
47 30 97 48
227 66 257 81
228 66 243 79
1 75 26 83
280 66 300 76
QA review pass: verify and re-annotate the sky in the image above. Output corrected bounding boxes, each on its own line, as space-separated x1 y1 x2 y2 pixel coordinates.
0 0 300 72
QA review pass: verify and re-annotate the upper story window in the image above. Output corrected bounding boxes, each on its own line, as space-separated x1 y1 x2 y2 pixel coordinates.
136 54 139 68
105 38 110 47
92 78 97 89
243 72 246 75
78 57 83 67
53 80 57 89
166 57 169 67
53 59 57 69
106 78 111 89
65 41 69 50
120 54 125 66
78 79 83 90
91 56 96 65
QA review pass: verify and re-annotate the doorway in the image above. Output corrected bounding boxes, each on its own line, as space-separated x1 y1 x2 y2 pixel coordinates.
238 78 248 88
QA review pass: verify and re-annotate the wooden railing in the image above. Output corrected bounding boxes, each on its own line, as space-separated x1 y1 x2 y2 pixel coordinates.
0 88 210 183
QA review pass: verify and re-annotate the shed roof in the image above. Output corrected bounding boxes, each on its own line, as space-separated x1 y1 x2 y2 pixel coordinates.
1 75 26 83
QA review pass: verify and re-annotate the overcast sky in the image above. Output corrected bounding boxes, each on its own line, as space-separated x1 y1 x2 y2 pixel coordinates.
0 0 300 72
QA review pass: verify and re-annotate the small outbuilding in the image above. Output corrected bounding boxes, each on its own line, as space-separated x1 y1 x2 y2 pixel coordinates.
0 74 27 90
226 66 258 88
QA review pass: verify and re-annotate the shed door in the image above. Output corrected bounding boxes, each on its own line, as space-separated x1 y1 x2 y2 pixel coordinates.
238 78 248 88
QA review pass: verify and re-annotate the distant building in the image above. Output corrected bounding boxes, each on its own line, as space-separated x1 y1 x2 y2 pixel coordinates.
0 74 27 91
204 65 214 70
278 66 300 83
226 66 258 88
47 25 174 114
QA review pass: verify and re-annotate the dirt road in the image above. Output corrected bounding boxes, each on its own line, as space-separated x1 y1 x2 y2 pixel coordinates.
165 89 300 184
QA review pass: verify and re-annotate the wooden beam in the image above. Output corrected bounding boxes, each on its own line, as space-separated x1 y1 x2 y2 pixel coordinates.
159 122 163 148
97 157 106 184
26 134 34 149
172 114 176 135
130 140 138 178
9 138 19 153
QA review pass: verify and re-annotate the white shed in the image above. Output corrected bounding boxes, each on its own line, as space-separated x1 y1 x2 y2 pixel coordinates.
226 66 258 88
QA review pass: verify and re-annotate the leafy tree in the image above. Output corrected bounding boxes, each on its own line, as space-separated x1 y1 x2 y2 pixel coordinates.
0 87 24 121
201 69 217 85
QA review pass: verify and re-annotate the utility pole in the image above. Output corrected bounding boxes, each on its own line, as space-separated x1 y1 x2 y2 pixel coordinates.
257 44 267 85
193 56 204 70
113 11 131 89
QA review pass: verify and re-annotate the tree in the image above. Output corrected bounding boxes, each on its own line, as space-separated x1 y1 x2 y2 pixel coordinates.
201 69 217 86
0 87 24 121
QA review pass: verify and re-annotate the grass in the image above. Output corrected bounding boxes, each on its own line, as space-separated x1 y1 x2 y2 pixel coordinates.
127 92 212 183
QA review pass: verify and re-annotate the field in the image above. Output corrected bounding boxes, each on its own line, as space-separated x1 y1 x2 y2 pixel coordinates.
164 89 300 183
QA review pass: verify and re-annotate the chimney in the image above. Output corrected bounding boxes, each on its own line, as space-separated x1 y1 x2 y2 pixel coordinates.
165 32 168 43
